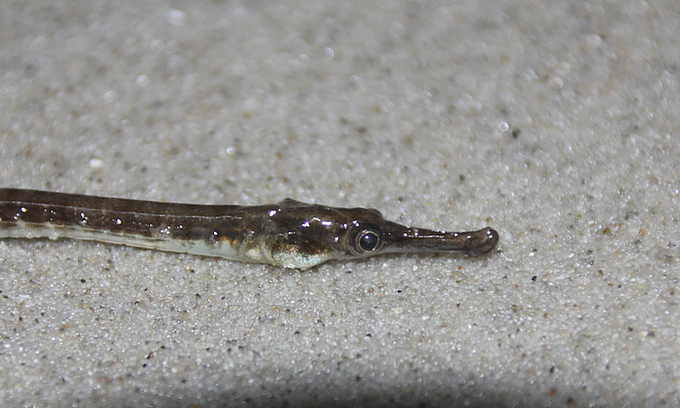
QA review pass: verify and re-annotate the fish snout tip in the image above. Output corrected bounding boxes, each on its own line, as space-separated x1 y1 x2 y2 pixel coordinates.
466 227 499 256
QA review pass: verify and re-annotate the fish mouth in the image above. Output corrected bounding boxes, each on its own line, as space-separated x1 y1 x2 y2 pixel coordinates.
381 223 499 256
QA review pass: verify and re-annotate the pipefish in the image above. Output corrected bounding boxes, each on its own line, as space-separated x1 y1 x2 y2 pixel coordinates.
0 189 498 269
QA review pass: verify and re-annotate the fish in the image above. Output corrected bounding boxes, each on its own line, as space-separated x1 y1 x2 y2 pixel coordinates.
0 189 498 269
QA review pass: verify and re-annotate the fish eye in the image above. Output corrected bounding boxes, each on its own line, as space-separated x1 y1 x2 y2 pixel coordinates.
355 229 381 253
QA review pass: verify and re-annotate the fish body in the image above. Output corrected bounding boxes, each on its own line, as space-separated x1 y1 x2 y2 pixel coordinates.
0 189 498 269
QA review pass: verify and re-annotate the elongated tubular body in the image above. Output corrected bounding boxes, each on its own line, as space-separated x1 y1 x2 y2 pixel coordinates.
0 189 498 269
